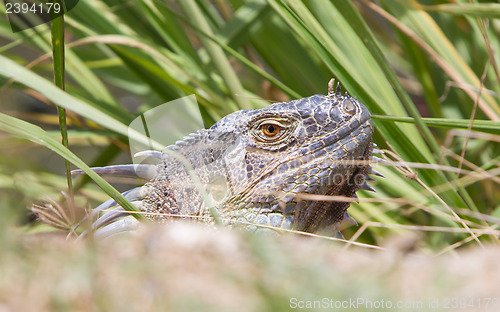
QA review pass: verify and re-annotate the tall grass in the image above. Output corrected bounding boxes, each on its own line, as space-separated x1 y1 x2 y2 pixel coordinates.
0 0 499 251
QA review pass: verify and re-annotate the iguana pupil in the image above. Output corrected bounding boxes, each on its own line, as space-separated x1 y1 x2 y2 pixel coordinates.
262 124 279 136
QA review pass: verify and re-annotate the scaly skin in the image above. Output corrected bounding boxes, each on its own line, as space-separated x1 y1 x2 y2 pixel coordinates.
139 81 374 235
81 80 377 237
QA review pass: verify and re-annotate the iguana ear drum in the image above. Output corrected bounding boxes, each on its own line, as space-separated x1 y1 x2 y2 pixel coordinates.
72 79 380 239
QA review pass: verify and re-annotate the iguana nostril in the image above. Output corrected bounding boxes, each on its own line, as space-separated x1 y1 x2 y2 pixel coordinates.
343 100 356 114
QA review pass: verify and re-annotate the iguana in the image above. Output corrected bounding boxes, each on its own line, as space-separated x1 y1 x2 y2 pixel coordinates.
75 80 381 238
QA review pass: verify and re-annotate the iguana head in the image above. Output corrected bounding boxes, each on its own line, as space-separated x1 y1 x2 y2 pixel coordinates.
205 81 374 233
74 80 379 238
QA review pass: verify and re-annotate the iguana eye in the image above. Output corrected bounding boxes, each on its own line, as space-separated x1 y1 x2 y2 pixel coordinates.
250 116 296 147
261 123 281 137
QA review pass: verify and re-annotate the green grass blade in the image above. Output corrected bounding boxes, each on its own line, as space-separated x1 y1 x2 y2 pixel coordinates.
372 115 500 135
419 3 500 18
330 1 443 159
50 1 72 195
266 0 468 208
0 55 162 150
6 23 119 107
0 55 126 133
178 0 251 110
380 0 500 119
0 113 145 220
